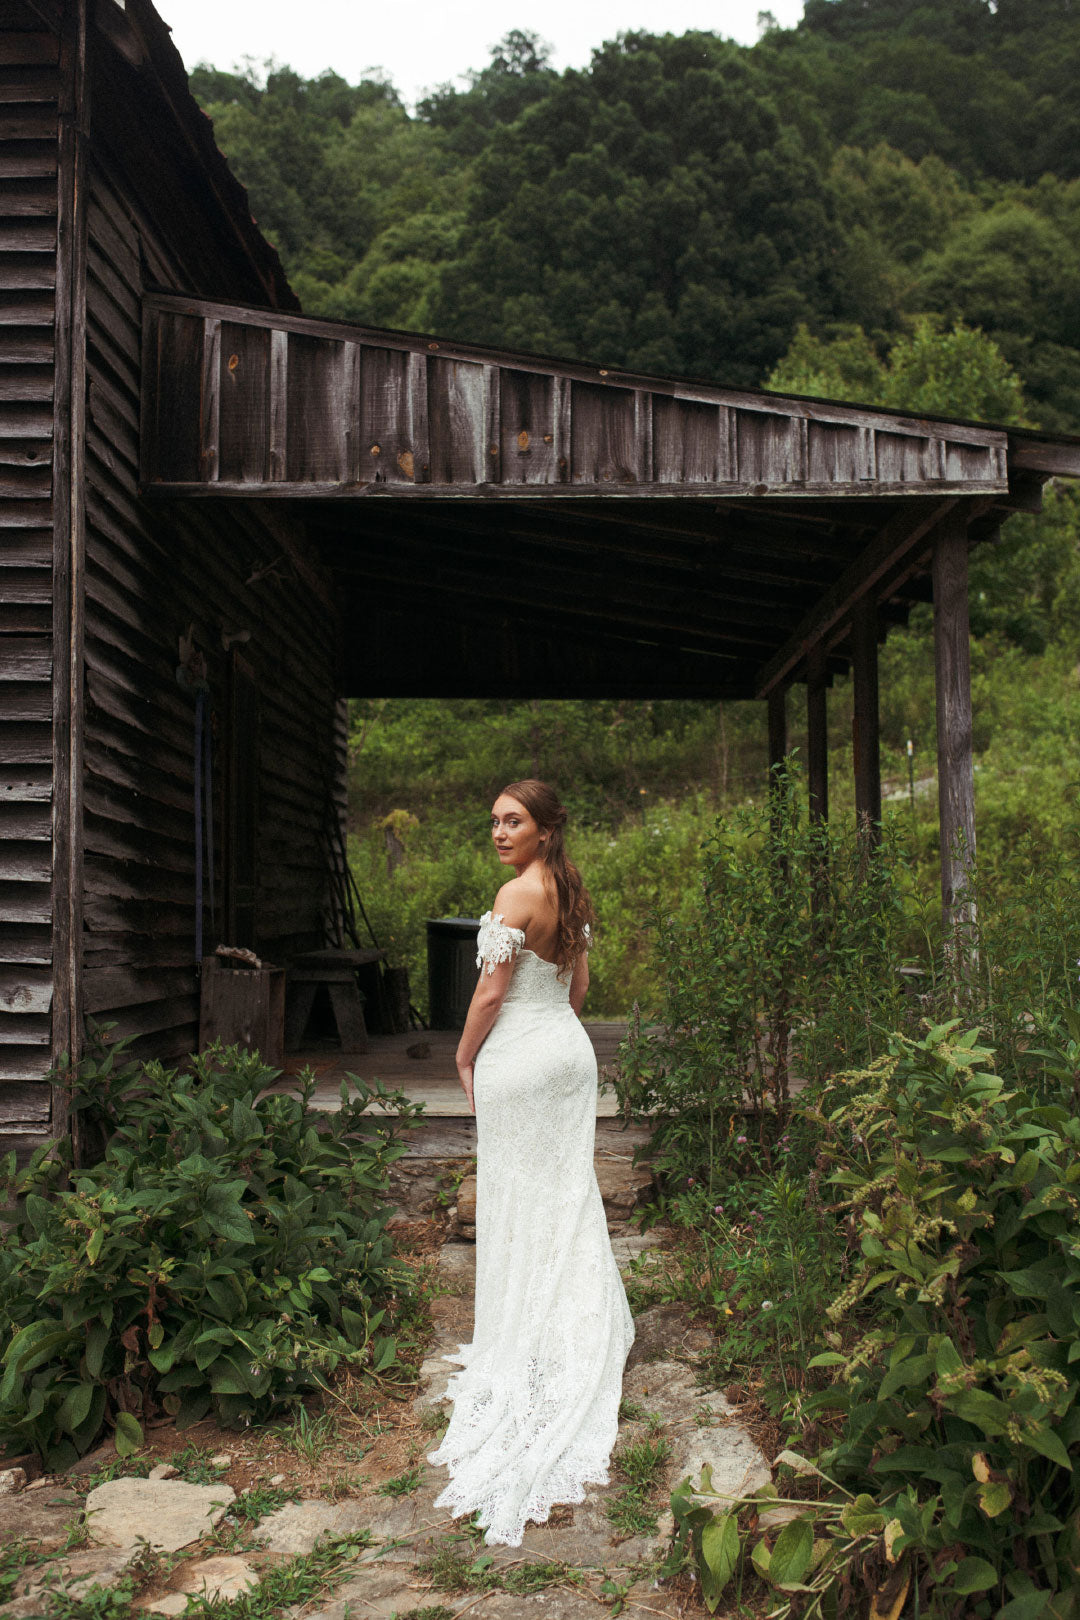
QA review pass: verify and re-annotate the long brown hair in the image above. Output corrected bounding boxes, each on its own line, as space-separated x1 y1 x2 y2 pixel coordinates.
499 779 595 976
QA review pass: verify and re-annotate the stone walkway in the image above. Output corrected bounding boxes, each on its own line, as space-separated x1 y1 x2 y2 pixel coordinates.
0 1157 776 1619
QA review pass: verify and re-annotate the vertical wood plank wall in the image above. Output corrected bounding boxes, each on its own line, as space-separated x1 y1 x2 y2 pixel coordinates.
80 138 342 1065
0 7 60 1157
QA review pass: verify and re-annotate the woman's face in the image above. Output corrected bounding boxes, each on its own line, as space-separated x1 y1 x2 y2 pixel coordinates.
491 794 545 870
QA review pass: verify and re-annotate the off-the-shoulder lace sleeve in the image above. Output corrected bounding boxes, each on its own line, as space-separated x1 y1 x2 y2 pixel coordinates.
476 910 526 975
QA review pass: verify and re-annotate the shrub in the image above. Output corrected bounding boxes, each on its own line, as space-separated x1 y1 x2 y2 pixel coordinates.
615 766 920 1186
0 1031 421 1469
670 1018 1080 1617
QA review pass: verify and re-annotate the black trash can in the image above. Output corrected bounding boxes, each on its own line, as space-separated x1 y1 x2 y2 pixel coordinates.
426 916 481 1029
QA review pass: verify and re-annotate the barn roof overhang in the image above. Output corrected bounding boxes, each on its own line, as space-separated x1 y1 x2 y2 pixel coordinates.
140 293 1080 700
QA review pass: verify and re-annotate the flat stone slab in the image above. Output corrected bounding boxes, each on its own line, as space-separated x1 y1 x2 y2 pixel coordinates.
251 1498 374 1557
415 1352 456 1414
437 1243 476 1290
85 1477 236 1552
345 1477 459 1553
610 1228 665 1270
7 1546 136 1607
303 1564 431 1620
0 1487 81 1553
177 1554 259 1600
668 1424 772 1506
626 1302 715 1369
139 1597 189 1617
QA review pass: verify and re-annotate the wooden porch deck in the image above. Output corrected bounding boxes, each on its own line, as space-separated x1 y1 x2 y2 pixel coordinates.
272 1019 629 1118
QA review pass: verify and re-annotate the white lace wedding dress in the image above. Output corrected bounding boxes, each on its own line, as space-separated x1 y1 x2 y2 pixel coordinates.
427 909 635 1547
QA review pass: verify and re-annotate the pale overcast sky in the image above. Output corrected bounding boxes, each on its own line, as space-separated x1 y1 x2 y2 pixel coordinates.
167 1 807 109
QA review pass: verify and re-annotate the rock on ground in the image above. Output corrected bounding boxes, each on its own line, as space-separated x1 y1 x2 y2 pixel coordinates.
251 1498 373 1557
0 1487 81 1554
668 1424 772 1505
85 1477 235 1553
625 1302 715 1369
5 1547 136 1611
177 1555 259 1600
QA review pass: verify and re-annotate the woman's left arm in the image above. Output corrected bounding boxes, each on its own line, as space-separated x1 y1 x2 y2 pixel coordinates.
569 951 589 1018
455 956 515 1113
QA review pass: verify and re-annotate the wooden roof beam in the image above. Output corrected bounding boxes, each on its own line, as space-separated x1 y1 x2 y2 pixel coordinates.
754 498 963 697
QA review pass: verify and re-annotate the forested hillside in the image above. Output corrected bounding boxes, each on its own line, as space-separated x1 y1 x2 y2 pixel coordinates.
189 0 1080 1015
191 0 1080 427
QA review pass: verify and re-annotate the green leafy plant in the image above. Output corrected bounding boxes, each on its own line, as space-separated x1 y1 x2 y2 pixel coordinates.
0 1030 421 1468
674 1019 1080 1618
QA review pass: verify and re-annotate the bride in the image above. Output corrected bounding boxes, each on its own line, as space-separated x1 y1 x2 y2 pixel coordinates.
426 779 635 1547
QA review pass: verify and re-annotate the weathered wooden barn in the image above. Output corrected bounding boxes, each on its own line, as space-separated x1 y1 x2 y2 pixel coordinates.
3 0 1079 1160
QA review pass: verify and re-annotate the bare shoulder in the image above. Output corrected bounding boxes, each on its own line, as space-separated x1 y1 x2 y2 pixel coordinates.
492 877 532 929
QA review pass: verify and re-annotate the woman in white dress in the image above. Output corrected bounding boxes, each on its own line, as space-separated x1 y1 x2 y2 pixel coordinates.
427 779 635 1547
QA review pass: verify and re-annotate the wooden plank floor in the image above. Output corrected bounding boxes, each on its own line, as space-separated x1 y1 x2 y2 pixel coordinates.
275 1019 629 1119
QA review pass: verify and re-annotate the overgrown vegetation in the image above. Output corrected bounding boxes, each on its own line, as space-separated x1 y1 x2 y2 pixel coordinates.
0 1033 421 1469
613 777 1080 1615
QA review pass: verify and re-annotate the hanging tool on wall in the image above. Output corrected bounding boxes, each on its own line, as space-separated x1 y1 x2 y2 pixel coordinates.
177 626 215 969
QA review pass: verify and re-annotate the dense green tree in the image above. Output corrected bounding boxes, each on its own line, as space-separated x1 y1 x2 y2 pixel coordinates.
429 31 841 383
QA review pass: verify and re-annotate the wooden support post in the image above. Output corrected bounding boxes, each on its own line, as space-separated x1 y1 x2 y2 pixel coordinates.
806 645 828 825
933 509 977 952
851 598 881 846
806 644 829 924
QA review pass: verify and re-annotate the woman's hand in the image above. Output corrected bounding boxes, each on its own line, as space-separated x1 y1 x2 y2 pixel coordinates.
456 1060 475 1114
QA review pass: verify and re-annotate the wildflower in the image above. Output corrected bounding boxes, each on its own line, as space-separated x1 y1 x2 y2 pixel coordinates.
713 1204 724 1215
736 1134 747 1145
686 1177 695 1187
762 1300 773 1311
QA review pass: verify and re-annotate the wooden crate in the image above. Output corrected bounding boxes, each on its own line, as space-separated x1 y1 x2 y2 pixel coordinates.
199 957 285 1067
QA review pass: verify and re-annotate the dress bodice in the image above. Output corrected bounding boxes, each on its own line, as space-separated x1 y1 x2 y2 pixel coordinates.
475 909 590 1012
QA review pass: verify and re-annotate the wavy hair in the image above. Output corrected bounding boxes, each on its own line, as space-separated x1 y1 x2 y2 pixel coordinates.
499 779 595 977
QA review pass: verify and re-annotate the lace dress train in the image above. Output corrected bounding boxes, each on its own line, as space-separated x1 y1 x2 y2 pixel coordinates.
426 911 635 1547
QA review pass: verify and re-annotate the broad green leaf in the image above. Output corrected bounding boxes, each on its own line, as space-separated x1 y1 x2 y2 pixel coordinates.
85 1321 109 1381
56 1382 94 1436
934 1338 963 1377
996 1595 1050 1620
952 1556 998 1594
372 1336 397 1373
978 1480 1012 1518
1023 1424 1072 1470
702 1509 744 1587
114 1411 143 1457
751 1540 772 1579
340 1306 367 1348
769 1516 814 1586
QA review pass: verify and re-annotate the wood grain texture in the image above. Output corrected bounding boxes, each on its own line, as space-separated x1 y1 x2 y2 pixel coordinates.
851 598 882 839
933 510 977 934
76 145 345 1079
0 7 59 1104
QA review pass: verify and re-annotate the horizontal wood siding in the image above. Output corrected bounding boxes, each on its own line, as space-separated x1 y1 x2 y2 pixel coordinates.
82 151 341 1065
0 6 58 1146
